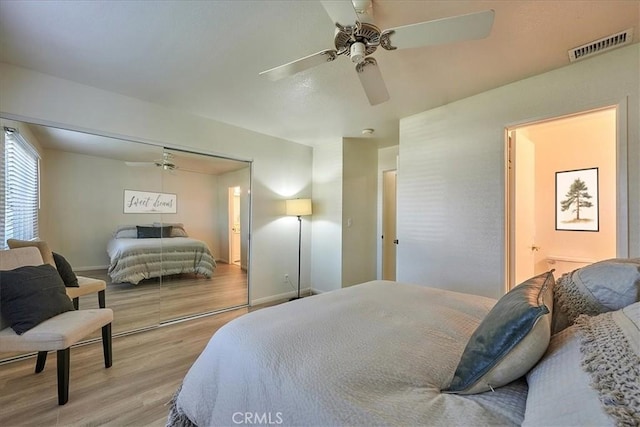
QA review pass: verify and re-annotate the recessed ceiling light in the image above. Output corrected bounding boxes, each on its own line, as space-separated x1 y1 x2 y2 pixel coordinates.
362 128 374 135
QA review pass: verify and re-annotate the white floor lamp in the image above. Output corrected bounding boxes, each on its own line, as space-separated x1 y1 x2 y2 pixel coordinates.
286 198 312 300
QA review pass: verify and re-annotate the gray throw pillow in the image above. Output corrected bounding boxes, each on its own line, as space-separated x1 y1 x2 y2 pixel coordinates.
552 258 640 334
443 270 554 395
136 225 172 238
52 252 79 287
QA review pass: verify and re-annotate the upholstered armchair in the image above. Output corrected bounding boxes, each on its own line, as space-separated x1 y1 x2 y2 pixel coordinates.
0 247 113 405
6 239 107 309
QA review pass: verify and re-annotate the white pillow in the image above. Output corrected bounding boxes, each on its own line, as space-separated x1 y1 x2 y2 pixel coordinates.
524 302 640 426
113 225 138 239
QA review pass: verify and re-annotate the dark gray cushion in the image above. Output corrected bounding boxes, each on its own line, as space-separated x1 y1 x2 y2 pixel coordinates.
444 270 554 394
0 264 75 335
52 252 79 287
136 225 172 238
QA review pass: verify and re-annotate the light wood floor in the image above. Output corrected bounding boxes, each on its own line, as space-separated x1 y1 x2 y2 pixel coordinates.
0 300 285 426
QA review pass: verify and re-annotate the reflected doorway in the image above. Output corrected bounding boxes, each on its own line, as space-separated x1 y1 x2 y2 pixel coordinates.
229 186 241 266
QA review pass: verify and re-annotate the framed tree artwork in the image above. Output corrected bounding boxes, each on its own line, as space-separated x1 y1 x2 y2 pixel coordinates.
555 167 598 232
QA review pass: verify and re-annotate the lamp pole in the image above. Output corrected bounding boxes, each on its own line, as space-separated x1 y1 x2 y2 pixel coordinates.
291 215 302 300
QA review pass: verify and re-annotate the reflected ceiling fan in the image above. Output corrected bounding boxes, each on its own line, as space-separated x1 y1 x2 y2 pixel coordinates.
259 0 494 105
125 152 178 171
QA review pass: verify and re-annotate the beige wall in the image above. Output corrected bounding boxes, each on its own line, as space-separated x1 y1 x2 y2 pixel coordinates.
310 139 343 293
398 44 638 299
528 108 617 276
342 138 378 287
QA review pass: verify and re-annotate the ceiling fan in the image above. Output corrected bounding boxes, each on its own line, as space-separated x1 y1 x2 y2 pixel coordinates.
125 152 178 171
259 0 495 105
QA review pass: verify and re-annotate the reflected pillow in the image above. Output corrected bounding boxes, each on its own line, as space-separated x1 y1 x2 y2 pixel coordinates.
52 252 79 287
6 239 56 267
443 271 554 395
136 225 172 238
552 258 640 334
0 264 75 335
114 227 138 239
153 222 188 237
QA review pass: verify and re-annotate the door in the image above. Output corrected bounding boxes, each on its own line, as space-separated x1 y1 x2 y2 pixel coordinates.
510 131 537 287
382 170 397 280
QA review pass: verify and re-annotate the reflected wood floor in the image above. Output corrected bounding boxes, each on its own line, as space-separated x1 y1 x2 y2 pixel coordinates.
0 300 286 426
79 262 248 335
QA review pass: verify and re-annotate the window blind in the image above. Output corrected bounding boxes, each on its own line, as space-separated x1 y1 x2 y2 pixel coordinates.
1 128 40 249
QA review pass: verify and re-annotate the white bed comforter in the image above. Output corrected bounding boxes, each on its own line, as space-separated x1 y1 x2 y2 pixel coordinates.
170 280 528 426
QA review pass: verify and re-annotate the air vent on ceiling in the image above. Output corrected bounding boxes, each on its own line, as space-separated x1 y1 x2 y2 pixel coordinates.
568 28 634 62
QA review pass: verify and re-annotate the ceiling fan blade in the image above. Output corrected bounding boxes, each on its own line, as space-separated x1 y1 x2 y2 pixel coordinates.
355 58 389 106
381 9 495 50
321 0 359 26
259 49 337 81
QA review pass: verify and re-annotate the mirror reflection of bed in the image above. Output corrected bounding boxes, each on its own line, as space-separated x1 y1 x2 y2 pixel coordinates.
1 119 251 350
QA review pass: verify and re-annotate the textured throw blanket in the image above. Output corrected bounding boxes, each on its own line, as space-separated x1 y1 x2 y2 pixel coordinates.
107 237 215 284
576 303 640 425
168 281 528 426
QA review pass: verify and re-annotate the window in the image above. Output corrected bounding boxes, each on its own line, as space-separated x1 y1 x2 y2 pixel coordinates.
1 127 40 249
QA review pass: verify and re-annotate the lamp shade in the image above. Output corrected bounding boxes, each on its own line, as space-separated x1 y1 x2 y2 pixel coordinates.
286 198 312 216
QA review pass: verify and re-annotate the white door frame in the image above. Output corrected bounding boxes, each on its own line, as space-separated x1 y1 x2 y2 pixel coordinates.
505 101 628 292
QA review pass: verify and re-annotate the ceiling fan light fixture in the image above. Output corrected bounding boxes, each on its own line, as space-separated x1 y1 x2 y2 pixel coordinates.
350 42 366 63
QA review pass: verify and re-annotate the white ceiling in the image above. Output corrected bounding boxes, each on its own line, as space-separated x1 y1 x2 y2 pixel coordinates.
0 1 638 148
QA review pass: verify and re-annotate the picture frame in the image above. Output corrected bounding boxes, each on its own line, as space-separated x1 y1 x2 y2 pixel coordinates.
555 167 598 232
124 189 177 214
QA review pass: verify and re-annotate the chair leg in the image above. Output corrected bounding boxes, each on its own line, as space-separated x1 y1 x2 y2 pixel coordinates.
35 351 48 373
72 297 79 310
57 348 70 405
98 289 106 308
102 323 113 368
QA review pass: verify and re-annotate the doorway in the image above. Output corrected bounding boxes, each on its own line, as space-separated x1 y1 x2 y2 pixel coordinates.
506 107 618 289
382 169 397 280
229 186 241 266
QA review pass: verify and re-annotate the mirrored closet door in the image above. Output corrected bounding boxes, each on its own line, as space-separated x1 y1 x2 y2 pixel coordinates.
0 118 251 358
158 148 251 323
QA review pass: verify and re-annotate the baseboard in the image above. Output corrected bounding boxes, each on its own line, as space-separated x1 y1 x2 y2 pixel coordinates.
250 288 311 306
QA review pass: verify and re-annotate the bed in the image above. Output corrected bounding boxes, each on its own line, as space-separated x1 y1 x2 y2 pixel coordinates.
106 224 216 285
168 259 640 426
